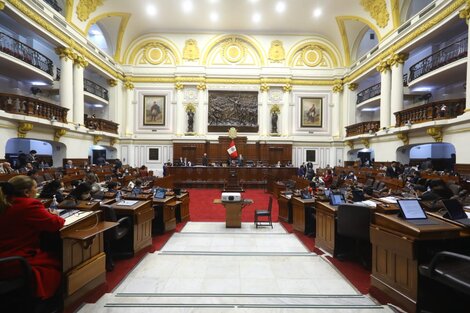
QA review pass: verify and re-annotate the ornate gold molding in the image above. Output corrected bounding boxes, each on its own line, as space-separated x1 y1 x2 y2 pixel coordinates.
396 132 409 145
110 137 117 146
221 37 247 64
108 79 118 87
175 82 184 91
93 135 103 145
459 0 470 22
427 127 443 142
376 59 390 73
282 84 292 93
0 1 5 10
196 83 206 91
73 54 88 68
360 0 389 28
348 83 358 91
345 140 354 149
268 40 285 63
76 0 104 22
18 122 33 138
124 78 134 90
183 39 200 61
388 52 409 67
332 80 344 93
55 47 75 61
360 138 370 148
260 83 270 93
54 129 67 142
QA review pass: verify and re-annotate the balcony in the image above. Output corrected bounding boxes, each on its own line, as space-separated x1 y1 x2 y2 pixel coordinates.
345 121 380 137
0 32 54 76
84 116 118 134
394 98 465 127
0 93 68 123
84 78 109 101
356 83 381 105
409 38 468 83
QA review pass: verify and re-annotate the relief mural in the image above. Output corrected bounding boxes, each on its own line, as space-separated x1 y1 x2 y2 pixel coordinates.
208 91 259 132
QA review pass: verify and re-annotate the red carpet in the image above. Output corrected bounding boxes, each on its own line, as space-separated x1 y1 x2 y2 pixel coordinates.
65 189 373 312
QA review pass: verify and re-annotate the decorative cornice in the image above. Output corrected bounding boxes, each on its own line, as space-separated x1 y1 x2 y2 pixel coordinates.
108 79 118 87
18 122 33 138
124 79 134 90
427 126 443 142
54 129 67 142
345 140 354 149
73 54 89 68
396 132 409 145
332 80 344 93
196 83 206 91
360 138 370 148
388 52 409 67
376 59 390 73
348 83 358 91
110 137 117 146
282 84 292 93
93 135 103 145
260 83 270 93
459 0 470 22
175 82 184 90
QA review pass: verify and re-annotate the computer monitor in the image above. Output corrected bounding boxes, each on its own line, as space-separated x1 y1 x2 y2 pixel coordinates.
301 190 312 199
330 193 346 206
442 199 467 220
154 188 166 199
397 199 427 220
352 189 365 202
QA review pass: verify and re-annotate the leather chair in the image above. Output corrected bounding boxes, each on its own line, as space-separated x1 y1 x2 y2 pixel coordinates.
101 205 131 271
418 251 470 312
0 256 35 313
336 204 371 269
254 197 273 228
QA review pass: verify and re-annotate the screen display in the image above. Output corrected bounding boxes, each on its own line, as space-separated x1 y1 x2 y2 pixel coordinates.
442 199 467 220
398 200 427 219
154 188 166 199
330 193 345 206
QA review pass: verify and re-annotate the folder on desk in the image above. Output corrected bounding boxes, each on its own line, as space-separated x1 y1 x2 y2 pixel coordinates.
116 200 138 206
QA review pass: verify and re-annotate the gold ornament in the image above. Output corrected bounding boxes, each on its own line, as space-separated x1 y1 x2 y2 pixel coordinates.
282 84 292 93
228 127 238 139
301 45 323 67
55 47 75 61
185 103 196 113
197 83 206 91
221 37 246 63
268 40 285 62
459 1 470 22
360 0 389 28
360 138 370 148
143 42 168 65
124 79 134 90
54 129 67 142
93 135 103 145
108 79 118 87
388 52 409 67
76 0 103 22
396 132 409 145
260 83 270 93
110 138 117 146
332 80 344 93
345 140 354 149
0 2 5 10
183 39 200 61
175 82 184 90
73 54 88 68
348 83 358 91
17 122 33 138
427 127 443 142
376 59 390 73
270 104 281 115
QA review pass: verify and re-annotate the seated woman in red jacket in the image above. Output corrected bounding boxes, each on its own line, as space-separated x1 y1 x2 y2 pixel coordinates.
0 175 65 300
323 169 334 188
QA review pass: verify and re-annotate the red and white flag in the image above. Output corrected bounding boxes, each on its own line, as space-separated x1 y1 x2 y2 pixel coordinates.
227 140 238 158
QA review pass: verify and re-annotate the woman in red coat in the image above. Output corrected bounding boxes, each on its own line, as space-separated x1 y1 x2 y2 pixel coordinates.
0 175 65 299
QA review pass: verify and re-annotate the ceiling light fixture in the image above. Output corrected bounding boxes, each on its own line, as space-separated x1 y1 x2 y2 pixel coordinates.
210 12 219 22
182 0 193 14
275 2 286 13
252 12 261 23
313 8 322 18
146 4 157 16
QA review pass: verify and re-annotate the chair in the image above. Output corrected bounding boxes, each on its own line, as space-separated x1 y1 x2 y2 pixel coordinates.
336 204 371 269
254 197 273 228
101 205 131 271
418 251 470 312
0 256 35 313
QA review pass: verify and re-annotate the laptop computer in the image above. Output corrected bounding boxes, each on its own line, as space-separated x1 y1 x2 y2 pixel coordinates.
154 188 166 199
396 199 439 225
441 199 470 226
330 193 346 206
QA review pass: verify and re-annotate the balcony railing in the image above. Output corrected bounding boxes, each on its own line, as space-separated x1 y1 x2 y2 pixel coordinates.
55 68 61 81
84 116 118 134
356 83 381 104
345 121 380 137
0 32 54 76
409 37 468 82
84 78 109 101
44 0 62 13
394 98 465 127
0 93 68 123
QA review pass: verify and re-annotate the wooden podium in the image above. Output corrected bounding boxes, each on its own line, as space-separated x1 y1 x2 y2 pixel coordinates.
213 198 253 228
224 169 244 192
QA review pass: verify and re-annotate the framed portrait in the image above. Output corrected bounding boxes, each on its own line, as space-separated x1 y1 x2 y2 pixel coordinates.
143 96 165 125
301 97 322 127
306 150 316 162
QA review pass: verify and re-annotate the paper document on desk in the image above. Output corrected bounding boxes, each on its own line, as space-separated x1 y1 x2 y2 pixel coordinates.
63 211 94 226
360 200 377 207
380 196 398 204
116 200 138 206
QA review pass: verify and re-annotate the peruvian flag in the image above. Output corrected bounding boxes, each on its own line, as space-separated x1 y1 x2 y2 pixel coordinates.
227 140 238 158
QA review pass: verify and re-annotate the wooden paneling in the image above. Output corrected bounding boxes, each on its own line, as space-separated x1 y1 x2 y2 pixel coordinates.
315 201 337 255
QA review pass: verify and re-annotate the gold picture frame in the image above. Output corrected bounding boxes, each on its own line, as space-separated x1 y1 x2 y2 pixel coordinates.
301 97 322 127
143 96 165 125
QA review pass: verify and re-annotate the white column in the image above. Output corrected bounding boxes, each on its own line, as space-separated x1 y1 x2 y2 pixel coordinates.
73 55 87 125
124 81 134 135
282 85 292 136
197 84 207 135
378 61 391 129
260 85 269 136
461 9 470 110
344 83 358 137
107 79 122 129
175 84 184 136
331 81 343 138
390 53 408 126
56 47 74 123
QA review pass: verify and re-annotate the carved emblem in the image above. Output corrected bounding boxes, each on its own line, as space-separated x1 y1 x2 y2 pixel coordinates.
221 37 246 63
76 0 104 22
301 45 324 67
143 42 168 65
360 0 389 28
268 40 285 62
183 39 200 61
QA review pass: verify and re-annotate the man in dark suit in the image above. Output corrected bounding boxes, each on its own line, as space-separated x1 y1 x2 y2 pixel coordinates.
202 153 208 166
385 161 400 178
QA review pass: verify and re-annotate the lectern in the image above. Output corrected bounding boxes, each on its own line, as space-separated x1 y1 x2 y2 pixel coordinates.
224 169 244 192
213 198 253 228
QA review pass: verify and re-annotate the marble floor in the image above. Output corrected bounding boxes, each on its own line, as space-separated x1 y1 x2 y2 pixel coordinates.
78 222 395 312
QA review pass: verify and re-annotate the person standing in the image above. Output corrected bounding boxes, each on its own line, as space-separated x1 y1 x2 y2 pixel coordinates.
202 153 208 166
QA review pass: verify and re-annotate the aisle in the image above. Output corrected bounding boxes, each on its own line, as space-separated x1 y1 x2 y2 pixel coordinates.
78 222 393 312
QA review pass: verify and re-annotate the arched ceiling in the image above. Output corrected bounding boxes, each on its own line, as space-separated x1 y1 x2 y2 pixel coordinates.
67 0 406 65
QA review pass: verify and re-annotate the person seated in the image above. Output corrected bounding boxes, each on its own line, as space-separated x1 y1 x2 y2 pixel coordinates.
421 179 454 201
345 171 357 181
105 181 120 196
64 160 74 169
323 169 334 188
60 183 92 208
84 173 103 199
0 176 65 302
19 162 34 174
385 161 400 178
0 162 16 174
39 180 65 203
139 165 148 177
131 179 143 196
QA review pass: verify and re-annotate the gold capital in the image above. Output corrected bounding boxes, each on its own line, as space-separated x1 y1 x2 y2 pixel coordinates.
260 83 270 93
348 83 358 91
73 54 88 68
54 129 67 142
108 79 118 87
124 79 134 90
459 1 470 22
55 47 75 61
396 132 409 145
175 82 184 90
282 83 292 93
0 1 5 10
360 138 370 148
332 79 344 93
196 83 206 91
93 135 103 145
389 52 409 67
345 140 354 149
376 60 390 73
110 137 117 146
426 127 443 142
18 122 33 138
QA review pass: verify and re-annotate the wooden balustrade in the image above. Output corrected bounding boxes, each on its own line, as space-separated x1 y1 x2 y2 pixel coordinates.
394 98 465 127
84 117 119 134
345 121 380 137
0 93 68 122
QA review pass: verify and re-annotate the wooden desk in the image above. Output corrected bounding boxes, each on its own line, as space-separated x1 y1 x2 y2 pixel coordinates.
111 200 154 254
176 192 190 222
213 199 253 228
278 194 292 223
291 197 315 233
60 211 116 304
152 195 176 234
315 201 337 255
370 213 462 313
